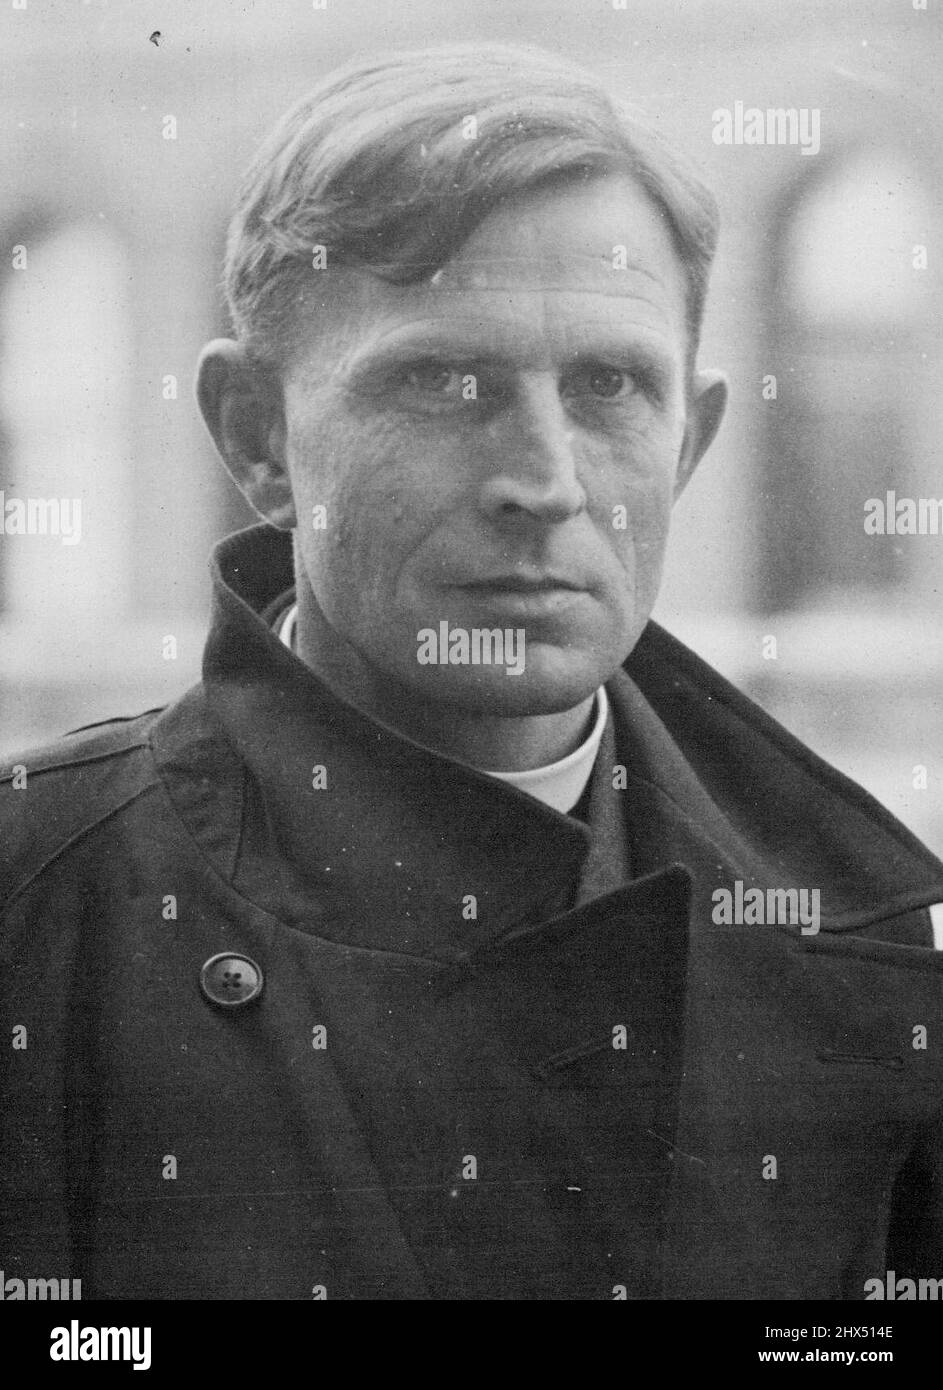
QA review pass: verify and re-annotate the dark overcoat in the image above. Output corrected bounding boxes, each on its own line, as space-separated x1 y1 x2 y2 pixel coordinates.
3 525 943 1300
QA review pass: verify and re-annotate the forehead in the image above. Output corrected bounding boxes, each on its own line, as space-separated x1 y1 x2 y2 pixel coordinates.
293 175 689 370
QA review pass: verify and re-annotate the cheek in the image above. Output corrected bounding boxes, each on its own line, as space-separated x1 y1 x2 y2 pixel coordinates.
287 410 441 610
628 473 674 567
594 419 681 573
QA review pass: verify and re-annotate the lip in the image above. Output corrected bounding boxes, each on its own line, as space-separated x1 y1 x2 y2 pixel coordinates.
456 575 586 593
451 575 588 619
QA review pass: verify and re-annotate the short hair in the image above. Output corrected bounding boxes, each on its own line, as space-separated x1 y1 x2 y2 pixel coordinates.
224 42 719 371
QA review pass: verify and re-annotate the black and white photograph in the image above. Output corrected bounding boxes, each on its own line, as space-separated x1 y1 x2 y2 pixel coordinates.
1 0 942 1352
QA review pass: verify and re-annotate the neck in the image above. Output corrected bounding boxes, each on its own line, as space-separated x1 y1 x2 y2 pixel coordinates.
294 584 596 773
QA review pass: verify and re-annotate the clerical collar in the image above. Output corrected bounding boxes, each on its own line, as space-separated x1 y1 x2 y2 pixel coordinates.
276 601 607 814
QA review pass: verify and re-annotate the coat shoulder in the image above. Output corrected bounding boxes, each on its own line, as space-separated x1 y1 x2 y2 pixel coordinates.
631 621 943 869
627 622 943 947
0 709 166 906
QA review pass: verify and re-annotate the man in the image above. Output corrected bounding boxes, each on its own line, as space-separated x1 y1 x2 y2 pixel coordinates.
2 43 943 1302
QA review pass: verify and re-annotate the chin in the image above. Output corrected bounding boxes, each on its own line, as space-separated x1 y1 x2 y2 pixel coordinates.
407 650 607 718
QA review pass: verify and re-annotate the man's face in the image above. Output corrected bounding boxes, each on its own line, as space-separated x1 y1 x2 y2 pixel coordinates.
280 173 696 716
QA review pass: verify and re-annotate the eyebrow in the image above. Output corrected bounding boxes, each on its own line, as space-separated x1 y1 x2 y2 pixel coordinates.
340 309 680 370
339 323 679 396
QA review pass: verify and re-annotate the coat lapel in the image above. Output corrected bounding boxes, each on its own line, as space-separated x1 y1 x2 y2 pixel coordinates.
297 865 692 1299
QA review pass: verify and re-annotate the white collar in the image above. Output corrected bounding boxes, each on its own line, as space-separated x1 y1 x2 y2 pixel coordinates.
476 685 608 813
277 601 607 814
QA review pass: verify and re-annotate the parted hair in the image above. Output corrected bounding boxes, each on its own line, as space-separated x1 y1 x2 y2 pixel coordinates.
224 42 719 368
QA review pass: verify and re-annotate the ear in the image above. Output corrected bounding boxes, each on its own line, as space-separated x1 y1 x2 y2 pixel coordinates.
674 369 728 500
195 339 297 530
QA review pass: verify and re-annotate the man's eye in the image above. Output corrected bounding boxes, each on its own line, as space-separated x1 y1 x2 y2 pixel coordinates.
565 364 637 400
588 366 630 398
403 362 464 395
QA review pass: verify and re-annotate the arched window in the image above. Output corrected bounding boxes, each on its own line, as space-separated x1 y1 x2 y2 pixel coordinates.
760 149 932 611
0 218 132 618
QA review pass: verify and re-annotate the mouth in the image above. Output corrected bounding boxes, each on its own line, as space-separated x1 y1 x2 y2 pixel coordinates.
456 574 586 594
448 572 590 620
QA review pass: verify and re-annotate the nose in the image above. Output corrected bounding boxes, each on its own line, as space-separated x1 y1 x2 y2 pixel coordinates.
477 374 587 526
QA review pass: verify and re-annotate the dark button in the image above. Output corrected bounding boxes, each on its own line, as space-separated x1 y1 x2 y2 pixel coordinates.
199 952 264 1008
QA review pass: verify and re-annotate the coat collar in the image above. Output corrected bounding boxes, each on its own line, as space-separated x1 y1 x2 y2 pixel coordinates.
150 524 943 948
623 624 943 929
186 524 597 958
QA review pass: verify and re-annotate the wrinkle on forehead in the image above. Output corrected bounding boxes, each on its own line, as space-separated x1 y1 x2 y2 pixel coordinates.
410 278 678 339
426 252 667 293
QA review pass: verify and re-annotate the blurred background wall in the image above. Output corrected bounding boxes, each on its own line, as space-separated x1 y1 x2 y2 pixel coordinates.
1 0 941 852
